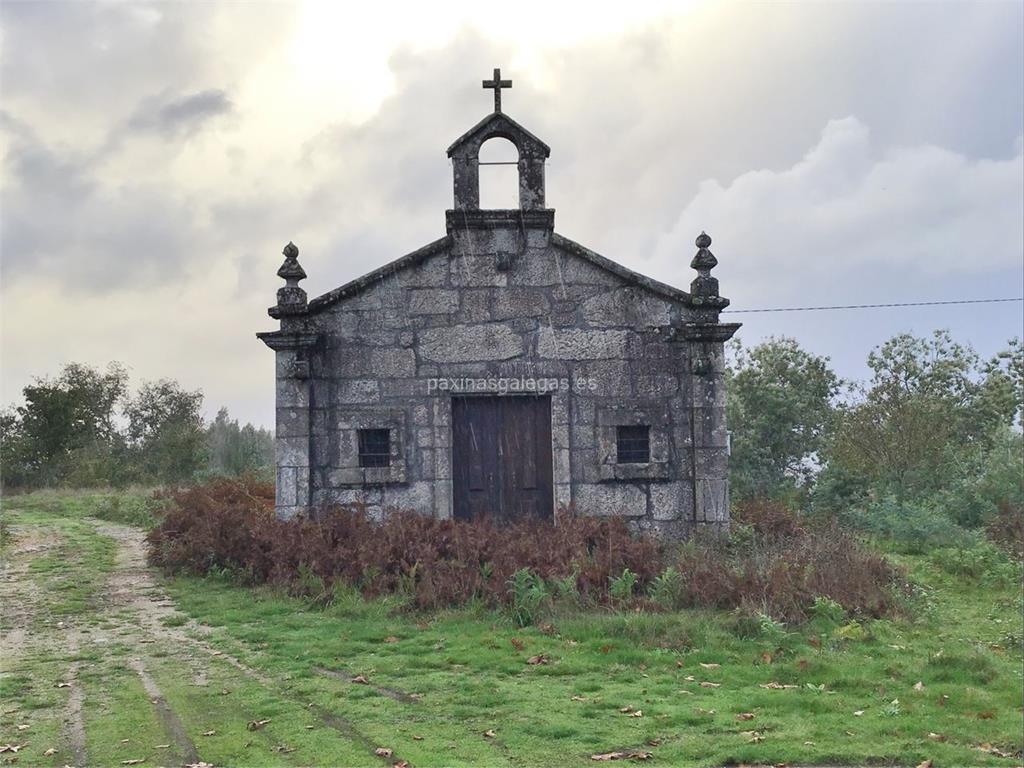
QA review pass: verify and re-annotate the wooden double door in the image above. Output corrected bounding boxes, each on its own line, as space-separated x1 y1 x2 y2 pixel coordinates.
452 396 554 523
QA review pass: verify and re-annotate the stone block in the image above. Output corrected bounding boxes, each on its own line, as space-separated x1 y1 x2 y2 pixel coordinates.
276 407 309 439
419 323 523 362
537 327 628 360
409 289 459 315
333 379 380 404
276 377 309 408
582 287 672 328
276 436 309 468
573 482 647 517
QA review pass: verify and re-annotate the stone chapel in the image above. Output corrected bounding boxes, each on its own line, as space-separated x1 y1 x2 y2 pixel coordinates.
258 70 740 538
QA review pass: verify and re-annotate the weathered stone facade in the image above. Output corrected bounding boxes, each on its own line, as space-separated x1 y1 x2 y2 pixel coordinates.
259 73 739 537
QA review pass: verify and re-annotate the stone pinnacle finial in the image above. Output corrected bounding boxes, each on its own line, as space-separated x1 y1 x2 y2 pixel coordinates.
690 231 720 298
274 240 308 315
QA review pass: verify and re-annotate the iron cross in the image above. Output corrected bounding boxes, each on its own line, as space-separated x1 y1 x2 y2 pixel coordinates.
482 68 512 112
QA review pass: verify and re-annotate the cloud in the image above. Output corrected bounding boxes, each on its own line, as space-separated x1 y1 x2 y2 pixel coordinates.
647 117 1024 299
0 2 1021 426
123 89 233 139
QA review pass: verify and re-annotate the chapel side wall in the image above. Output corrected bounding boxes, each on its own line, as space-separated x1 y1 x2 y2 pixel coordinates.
302 230 707 535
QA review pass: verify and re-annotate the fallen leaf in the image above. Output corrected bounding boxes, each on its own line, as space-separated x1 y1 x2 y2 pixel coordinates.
913 681 925 691
16 725 29 731
916 760 932 768
510 638 525 651
154 744 171 749
759 682 798 690
741 730 764 743
383 636 399 644
54 682 71 688
699 663 720 669
201 730 216 736
683 675 696 682
977 711 995 720
247 719 271 731
351 674 371 685
412 736 424 741
393 761 411 768
975 743 1016 759
629 710 643 718
43 749 57 756
304 725 314 730
272 745 296 754
619 706 633 713
374 747 393 758
526 654 548 665
590 750 652 761
735 712 755 721
483 730 497 738
853 710 865 717
927 733 946 742
571 695 587 702
676 660 683 668
120 760 144 766
120 739 129 744
803 741 815 746
699 682 720 688
938 694 949 707
695 707 716 715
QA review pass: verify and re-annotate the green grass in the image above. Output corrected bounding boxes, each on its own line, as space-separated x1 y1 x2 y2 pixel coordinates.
1 489 1021 766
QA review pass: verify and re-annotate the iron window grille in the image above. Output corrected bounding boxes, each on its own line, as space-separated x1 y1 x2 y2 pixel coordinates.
616 425 650 464
357 428 391 468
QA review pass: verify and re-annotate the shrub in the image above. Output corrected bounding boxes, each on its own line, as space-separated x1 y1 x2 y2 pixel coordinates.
608 568 639 604
846 497 975 553
507 569 549 627
648 567 684 610
148 479 906 623
986 500 1024 559
148 478 661 611
930 541 1022 586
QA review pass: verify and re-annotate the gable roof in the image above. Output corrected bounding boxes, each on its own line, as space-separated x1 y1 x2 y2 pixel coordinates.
305 231 700 314
550 233 694 306
306 236 452 313
447 112 551 157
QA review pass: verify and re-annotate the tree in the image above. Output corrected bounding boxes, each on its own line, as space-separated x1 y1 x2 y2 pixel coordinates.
830 331 1022 511
1 363 129 487
205 407 274 477
124 379 206 483
725 337 841 501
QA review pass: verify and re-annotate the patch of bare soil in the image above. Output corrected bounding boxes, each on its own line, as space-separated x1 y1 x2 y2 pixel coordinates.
88 520 402 765
0 525 59 657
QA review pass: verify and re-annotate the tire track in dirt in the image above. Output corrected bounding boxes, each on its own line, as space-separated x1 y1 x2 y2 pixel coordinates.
90 520 407 766
127 656 200 766
63 631 88 768
0 525 87 765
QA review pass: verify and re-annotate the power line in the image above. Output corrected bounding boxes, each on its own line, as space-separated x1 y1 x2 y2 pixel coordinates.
722 297 1024 314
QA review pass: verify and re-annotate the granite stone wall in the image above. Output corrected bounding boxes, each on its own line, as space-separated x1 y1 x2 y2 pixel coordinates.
262 223 733 539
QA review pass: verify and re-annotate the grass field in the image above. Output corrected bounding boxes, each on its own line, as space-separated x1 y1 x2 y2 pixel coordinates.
1 490 1021 767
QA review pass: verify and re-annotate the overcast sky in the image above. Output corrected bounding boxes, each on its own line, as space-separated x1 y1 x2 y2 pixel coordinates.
2 0 1022 427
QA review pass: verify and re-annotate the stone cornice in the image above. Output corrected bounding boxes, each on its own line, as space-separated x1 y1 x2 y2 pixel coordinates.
676 322 742 342
445 209 555 233
256 330 319 352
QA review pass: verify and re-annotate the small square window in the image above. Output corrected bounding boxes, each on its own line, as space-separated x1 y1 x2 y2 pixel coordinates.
358 428 391 468
616 425 650 464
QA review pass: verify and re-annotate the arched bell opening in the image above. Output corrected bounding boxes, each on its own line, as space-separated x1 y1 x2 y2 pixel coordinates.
478 137 520 210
